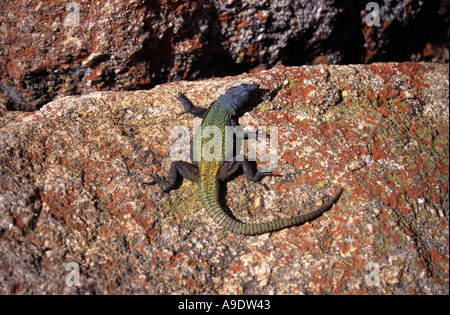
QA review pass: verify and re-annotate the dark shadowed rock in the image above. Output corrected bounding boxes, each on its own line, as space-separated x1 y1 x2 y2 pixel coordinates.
1 0 448 112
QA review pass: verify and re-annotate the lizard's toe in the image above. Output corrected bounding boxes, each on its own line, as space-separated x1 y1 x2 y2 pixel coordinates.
143 174 168 186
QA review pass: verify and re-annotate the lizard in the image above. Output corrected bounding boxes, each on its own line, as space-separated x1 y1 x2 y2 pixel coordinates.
148 83 343 236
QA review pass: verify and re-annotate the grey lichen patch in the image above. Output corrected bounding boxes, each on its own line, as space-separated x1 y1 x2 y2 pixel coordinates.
422 65 449 122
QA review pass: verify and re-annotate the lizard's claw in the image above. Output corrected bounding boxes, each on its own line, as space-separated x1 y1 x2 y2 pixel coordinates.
256 181 270 191
264 173 282 177
143 174 173 197
143 174 167 186
250 171 282 191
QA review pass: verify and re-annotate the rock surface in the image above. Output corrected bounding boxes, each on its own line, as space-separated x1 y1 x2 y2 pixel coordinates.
0 62 448 294
1 0 448 112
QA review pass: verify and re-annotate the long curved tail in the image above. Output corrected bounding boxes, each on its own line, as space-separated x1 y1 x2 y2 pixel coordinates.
199 183 344 236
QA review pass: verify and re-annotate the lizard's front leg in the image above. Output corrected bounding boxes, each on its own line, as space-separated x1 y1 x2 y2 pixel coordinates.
177 93 208 118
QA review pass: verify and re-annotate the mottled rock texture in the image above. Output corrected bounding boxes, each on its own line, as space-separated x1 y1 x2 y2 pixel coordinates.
1 0 448 112
0 63 448 294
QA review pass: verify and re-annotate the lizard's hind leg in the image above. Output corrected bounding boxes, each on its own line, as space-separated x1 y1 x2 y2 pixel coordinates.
241 159 281 190
217 159 281 190
145 161 199 194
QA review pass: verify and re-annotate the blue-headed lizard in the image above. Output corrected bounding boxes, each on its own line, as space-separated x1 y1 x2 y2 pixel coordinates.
148 84 343 235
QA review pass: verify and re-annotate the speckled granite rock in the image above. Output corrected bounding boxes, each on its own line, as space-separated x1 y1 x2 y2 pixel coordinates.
1 0 448 112
0 63 448 294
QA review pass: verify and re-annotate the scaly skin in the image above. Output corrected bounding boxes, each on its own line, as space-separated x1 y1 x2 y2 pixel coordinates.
149 84 343 236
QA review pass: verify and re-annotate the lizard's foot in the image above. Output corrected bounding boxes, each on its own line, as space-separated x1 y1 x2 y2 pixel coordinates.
249 172 282 191
143 161 199 196
143 174 167 186
143 174 172 196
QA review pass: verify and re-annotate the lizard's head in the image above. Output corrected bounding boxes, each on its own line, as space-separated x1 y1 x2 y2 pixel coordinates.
220 83 260 116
